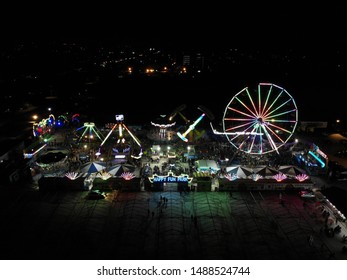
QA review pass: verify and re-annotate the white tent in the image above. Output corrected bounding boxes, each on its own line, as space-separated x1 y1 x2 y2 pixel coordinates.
107 163 136 177
226 165 253 179
278 165 306 177
80 161 106 174
253 165 279 178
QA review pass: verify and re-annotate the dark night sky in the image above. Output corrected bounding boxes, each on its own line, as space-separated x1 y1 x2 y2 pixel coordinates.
3 3 345 43
1 4 347 125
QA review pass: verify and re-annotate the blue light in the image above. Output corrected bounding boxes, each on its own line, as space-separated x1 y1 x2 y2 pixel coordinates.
308 151 325 168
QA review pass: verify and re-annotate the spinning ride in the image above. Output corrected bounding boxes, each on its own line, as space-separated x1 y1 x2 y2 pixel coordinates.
175 105 214 143
75 122 104 144
100 114 142 159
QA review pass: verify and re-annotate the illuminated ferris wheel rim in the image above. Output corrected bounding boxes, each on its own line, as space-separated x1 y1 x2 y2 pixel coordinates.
221 82 298 154
223 83 298 124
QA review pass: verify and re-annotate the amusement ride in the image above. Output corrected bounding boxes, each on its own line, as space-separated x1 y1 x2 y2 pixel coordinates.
211 83 298 154
99 114 142 160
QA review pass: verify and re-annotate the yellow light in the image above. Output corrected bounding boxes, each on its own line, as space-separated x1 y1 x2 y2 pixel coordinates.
32 115 38 120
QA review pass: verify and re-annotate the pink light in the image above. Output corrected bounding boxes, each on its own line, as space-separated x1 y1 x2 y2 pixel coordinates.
316 148 328 159
225 121 254 131
295 174 309 182
273 173 287 182
121 172 135 180
259 82 276 86
245 89 259 116
65 172 79 180
266 122 292 134
228 106 255 119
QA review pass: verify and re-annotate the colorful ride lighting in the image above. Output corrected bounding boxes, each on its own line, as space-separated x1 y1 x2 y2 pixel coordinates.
295 174 309 182
308 150 325 168
151 121 176 128
273 173 287 182
121 172 136 180
216 83 298 154
123 124 141 147
32 114 56 137
316 147 328 159
23 144 47 159
84 122 95 128
72 113 80 122
131 149 143 159
131 154 142 159
76 122 104 143
177 113 205 142
177 132 188 142
101 120 141 148
210 123 264 135
115 155 126 159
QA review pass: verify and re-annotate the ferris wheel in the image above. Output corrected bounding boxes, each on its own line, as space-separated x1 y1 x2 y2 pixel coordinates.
216 83 298 154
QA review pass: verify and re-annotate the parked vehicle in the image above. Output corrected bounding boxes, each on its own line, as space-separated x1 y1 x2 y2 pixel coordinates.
299 190 315 198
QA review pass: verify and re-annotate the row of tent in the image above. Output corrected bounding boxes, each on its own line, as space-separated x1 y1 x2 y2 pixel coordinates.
225 165 307 179
79 162 135 176
78 162 307 180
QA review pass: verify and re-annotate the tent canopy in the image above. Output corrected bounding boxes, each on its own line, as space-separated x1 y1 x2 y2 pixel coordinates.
226 164 307 179
278 165 306 177
80 161 106 174
253 166 278 178
226 165 253 178
108 163 135 176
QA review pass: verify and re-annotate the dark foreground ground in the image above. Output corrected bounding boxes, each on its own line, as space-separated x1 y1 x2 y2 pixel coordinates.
1 185 347 260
